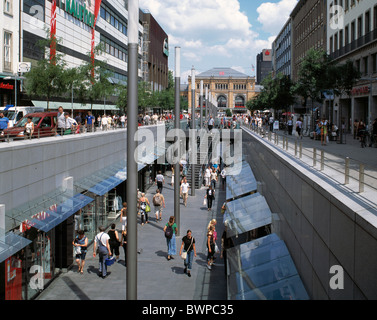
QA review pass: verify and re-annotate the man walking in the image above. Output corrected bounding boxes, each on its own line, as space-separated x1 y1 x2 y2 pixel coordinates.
85 111 95 132
180 177 190 207
57 106 65 135
155 171 165 193
153 189 165 222
0 112 10 134
93 226 112 279
208 116 214 131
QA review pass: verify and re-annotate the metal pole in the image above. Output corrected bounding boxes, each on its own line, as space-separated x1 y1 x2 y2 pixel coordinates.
313 148 317 167
71 85 74 117
126 0 138 301
15 74 17 108
191 66 196 196
174 47 181 236
200 80 203 129
205 87 208 129
320 150 324 171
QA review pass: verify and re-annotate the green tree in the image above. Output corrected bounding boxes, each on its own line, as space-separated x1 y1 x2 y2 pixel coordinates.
24 31 67 110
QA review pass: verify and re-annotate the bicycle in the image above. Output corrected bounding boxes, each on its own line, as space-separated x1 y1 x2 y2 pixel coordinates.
302 127 310 137
358 130 368 148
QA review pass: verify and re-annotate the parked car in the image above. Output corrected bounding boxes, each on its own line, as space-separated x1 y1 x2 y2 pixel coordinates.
0 112 58 141
0 106 45 127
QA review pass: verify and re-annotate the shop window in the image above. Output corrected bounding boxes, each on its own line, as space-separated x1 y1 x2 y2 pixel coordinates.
100 6 105 20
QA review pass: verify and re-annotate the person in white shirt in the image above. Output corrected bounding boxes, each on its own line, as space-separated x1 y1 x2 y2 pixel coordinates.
180 177 190 207
101 115 108 131
204 166 211 187
155 171 165 193
57 106 65 135
93 226 112 279
120 115 126 128
63 112 78 134
220 167 226 191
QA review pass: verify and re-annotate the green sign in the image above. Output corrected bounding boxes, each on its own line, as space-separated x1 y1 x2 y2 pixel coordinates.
65 0 95 28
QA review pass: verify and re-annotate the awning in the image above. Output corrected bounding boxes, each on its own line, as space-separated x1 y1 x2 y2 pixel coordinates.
226 161 257 201
27 193 94 233
31 100 119 111
223 193 271 238
5 189 94 233
226 234 309 300
0 232 32 263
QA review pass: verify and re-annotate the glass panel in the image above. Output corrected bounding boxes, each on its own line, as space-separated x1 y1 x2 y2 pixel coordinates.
0 232 31 263
224 193 272 238
226 162 257 200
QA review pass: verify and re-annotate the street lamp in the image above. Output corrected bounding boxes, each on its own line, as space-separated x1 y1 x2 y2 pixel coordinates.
191 66 196 196
126 0 139 301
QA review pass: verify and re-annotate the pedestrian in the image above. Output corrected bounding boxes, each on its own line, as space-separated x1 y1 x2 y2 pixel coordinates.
210 168 218 190
205 186 215 211
138 193 150 226
179 230 197 277
155 170 165 193
295 117 303 139
153 189 165 222
56 106 65 135
220 221 231 275
320 117 328 146
287 116 293 135
63 112 78 135
72 230 88 274
120 202 127 231
171 165 174 186
163 216 178 261
121 229 127 266
0 112 9 134
180 177 190 207
102 115 108 131
120 114 126 128
93 226 112 279
25 116 35 139
208 116 214 131
353 119 359 139
220 167 226 191
207 225 216 270
204 166 211 187
97 115 102 128
85 111 95 132
108 223 120 262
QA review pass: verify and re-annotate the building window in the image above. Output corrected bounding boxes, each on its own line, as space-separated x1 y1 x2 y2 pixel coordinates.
372 53 377 74
3 31 12 71
3 0 12 15
363 56 369 75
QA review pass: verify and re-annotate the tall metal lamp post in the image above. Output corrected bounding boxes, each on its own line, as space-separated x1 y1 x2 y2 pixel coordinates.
174 47 181 236
191 66 196 196
126 0 139 301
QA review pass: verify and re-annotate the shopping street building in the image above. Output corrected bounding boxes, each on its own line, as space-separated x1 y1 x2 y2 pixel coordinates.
1 0 168 113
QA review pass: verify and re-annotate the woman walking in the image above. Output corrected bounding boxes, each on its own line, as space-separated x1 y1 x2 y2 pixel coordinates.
163 216 178 261
121 230 127 267
179 230 197 277
138 193 150 226
73 230 88 274
320 117 328 146
207 225 216 270
120 202 127 231
108 224 120 262
205 186 216 211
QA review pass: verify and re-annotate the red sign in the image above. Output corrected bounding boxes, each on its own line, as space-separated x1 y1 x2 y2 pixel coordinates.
265 50 270 56
219 72 225 76
0 83 14 90
351 86 370 96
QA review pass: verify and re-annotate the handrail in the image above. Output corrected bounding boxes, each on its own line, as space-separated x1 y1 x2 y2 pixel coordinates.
242 123 377 195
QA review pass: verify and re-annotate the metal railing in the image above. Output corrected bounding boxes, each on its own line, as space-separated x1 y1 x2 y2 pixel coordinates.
242 123 377 195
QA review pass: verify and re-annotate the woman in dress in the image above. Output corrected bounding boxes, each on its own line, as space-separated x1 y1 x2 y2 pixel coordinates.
138 193 150 225
207 225 216 270
108 223 120 262
121 229 127 267
120 202 127 231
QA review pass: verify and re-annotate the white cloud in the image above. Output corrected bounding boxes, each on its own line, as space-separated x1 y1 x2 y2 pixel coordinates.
257 0 298 35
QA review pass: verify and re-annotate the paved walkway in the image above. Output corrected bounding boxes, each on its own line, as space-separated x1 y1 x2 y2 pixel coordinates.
36 173 227 300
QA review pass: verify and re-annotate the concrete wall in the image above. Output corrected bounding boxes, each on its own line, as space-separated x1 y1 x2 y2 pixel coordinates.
242 129 377 300
0 125 162 217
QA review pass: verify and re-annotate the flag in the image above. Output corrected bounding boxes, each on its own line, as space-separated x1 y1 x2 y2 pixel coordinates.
251 64 255 72
50 0 57 64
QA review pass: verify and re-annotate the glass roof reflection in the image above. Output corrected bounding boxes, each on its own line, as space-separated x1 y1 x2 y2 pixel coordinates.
0 232 32 263
224 193 272 238
226 161 257 200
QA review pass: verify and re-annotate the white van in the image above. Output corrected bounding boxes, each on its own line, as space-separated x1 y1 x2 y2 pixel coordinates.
0 106 44 127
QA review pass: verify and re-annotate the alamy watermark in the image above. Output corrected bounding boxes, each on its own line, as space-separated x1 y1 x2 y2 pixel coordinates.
329 5 345 31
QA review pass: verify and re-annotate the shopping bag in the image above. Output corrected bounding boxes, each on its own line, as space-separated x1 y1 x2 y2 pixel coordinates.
145 204 151 213
203 198 207 206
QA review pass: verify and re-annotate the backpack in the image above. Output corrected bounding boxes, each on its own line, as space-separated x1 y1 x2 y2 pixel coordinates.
154 194 162 206
165 225 173 239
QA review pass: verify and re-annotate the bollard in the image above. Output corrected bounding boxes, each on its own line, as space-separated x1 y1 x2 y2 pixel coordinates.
269 131 271 141
277 134 279 146
283 137 285 149
285 137 288 151
345 157 350 185
320 150 324 171
295 141 297 157
299 143 302 158
313 148 317 167
359 164 365 193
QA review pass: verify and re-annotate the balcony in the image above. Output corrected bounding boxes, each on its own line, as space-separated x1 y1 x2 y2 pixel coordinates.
330 29 377 60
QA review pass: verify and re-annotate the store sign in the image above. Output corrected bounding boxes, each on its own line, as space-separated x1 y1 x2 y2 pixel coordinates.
351 86 370 96
0 83 14 90
65 0 95 28
163 38 169 57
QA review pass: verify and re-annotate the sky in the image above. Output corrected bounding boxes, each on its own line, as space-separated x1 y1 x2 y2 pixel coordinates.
139 0 299 84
